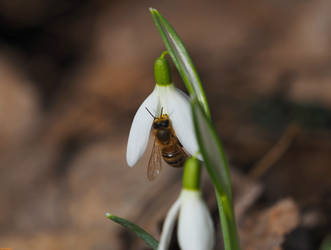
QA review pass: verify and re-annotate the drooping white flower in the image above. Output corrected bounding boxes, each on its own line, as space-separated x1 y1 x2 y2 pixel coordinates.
158 189 215 250
126 83 200 167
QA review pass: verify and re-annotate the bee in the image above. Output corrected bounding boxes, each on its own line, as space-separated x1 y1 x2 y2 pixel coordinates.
146 107 188 181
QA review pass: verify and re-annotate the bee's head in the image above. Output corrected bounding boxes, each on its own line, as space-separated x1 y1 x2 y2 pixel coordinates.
153 115 170 129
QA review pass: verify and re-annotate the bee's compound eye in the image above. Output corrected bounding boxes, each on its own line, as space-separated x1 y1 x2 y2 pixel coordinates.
159 120 169 128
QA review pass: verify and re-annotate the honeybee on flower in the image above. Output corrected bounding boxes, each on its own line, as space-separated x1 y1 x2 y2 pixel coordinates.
126 53 200 179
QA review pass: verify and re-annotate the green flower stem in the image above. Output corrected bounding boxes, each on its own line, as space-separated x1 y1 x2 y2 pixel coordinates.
154 51 172 86
160 50 169 59
182 156 201 191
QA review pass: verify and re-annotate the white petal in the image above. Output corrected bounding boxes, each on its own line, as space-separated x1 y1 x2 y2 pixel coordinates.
126 88 159 167
159 85 201 159
158 198 181 250
177 190 215 250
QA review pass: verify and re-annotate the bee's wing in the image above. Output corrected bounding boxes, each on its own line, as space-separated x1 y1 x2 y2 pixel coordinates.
170 126 189 159
147 139 163 181
174 136 189 159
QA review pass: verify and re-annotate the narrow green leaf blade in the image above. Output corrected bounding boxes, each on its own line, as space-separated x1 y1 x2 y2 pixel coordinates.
191 99 232 200
217 190 240 250
106 213 159 249
191 99 240 250
149 8 210 116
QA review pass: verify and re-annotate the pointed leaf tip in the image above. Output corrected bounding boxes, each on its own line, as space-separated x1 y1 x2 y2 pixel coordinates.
106 213 159 249
149 7 157 14
149 8 210 117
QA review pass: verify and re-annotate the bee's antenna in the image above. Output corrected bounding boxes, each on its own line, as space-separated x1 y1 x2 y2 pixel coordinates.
145 107 156 119
160 107 164 116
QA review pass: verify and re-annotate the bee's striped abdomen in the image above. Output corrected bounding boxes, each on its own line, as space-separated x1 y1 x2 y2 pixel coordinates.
162 145 187 168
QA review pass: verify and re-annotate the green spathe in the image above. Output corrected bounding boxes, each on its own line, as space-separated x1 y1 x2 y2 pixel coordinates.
154 52 172 86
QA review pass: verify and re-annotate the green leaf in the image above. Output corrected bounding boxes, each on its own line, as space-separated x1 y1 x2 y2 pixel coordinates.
191 99 232 199
106 213 159 249
149 8 210 117
191 99 240 250
320 235 331 250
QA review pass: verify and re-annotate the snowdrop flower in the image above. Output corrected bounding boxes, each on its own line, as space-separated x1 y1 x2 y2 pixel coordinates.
158 157 215 250
126 53 200 167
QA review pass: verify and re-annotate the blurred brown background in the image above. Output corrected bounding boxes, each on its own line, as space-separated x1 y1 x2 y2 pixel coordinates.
0 0 331 249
